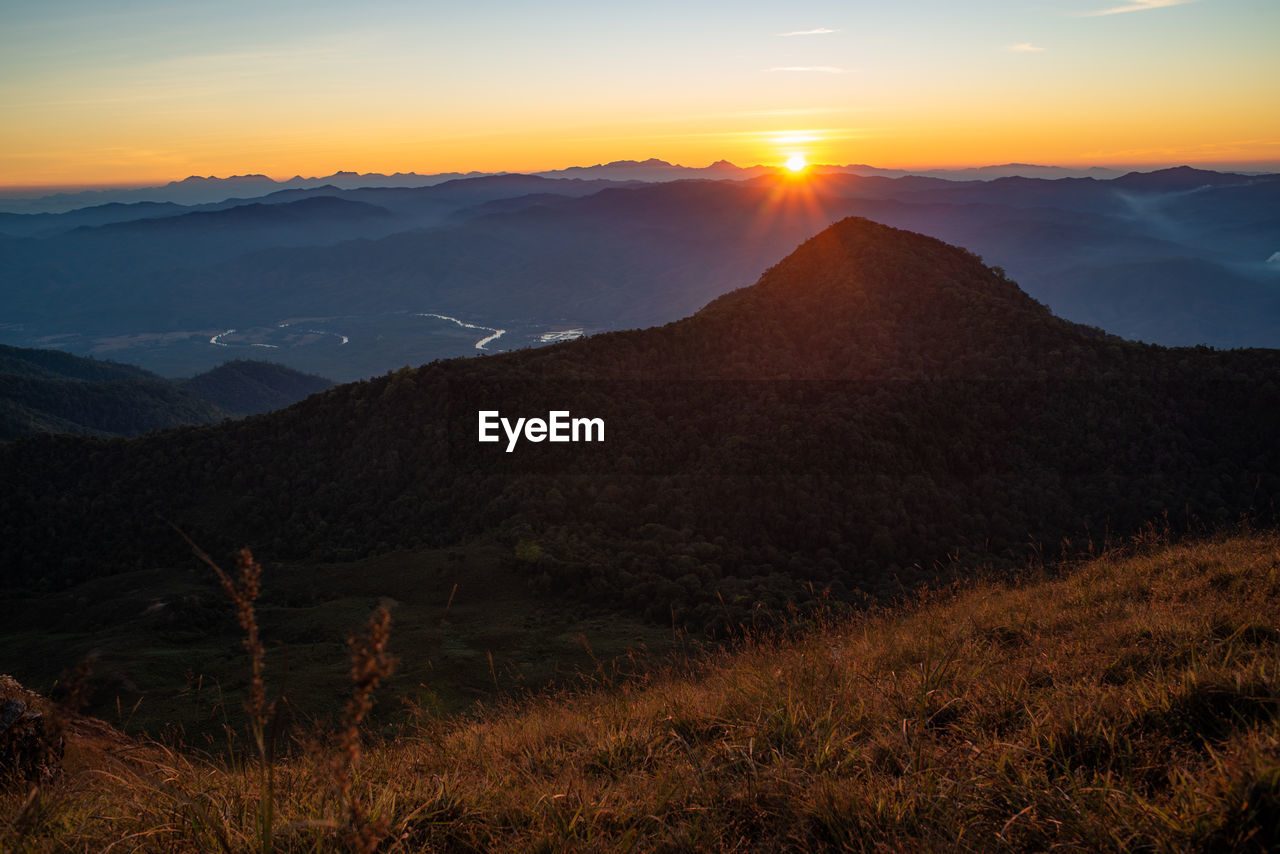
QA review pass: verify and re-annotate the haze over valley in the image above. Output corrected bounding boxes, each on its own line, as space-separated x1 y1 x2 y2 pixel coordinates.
2 163 1278 381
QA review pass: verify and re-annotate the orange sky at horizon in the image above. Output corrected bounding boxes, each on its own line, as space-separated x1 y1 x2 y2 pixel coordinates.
2 0 1277 189
6 122 1278 191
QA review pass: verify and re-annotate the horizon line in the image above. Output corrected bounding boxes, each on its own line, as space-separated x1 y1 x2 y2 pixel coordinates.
3 159 1280 198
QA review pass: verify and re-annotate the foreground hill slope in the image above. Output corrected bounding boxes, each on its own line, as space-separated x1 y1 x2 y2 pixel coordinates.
3 220 1278 622
6 533 1278 851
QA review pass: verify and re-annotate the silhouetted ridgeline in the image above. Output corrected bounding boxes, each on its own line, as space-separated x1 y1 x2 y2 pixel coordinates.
3 219 1278 627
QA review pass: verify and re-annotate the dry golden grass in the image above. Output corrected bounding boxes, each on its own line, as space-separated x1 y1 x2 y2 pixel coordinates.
4 531 1279 851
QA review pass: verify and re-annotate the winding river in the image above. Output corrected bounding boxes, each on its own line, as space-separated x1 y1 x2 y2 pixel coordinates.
416 313 507 350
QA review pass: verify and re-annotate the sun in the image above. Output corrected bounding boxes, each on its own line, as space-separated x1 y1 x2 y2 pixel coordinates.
785 154 808 173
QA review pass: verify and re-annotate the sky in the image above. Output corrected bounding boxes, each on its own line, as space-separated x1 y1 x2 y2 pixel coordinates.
2 0 1278 188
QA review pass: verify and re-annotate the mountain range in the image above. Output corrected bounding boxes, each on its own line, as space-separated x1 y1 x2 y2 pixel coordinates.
3 218 1275 629
0 161 1138 215
1 166 1275 384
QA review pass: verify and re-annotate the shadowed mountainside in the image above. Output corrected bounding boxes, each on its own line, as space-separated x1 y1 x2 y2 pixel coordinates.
0 345 226 439
0 346 333 439
3 219 1277 627
178 359 333 417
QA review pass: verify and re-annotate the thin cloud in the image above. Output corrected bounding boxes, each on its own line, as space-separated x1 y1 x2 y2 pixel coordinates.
768 66 849 74
779 27 838 36
1006 43 1046 52
1082 0 1196 16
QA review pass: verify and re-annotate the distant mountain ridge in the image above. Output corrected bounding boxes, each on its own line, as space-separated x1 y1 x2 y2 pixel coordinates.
0 170 489 214
78 195 394 234
2 161 1200 214
0 174 637 238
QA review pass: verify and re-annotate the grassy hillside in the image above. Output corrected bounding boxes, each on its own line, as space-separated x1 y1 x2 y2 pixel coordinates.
0 541 672 743
5 531 1277 851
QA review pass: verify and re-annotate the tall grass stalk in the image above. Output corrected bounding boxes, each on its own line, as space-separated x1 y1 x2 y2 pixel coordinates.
175 532 277 854
331 605 396 853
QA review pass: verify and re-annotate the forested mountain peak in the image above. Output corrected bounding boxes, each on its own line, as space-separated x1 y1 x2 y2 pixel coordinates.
628 217 1115 380
700 216 1049 323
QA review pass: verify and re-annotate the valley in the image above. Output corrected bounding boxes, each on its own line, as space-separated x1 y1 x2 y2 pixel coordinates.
3 167 1277 383
5 312 592 382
